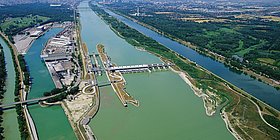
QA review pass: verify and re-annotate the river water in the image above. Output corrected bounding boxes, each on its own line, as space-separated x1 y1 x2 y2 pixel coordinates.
102 8 280 111
25 28 76 140
79 1 233 140
0 37 20 139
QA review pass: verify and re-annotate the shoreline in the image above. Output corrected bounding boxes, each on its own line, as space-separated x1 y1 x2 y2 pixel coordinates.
170 67 216 116
112 10 280 89
88 3 280 139
0 31 38 140
103 6 280 117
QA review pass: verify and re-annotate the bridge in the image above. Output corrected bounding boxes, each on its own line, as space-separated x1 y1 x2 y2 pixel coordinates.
0 95 57 110
0 81 116 110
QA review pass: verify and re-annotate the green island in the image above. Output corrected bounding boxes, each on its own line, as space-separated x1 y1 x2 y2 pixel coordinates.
89 3 280 139
107 3 280 89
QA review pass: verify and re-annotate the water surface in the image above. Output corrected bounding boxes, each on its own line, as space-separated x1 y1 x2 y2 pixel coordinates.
104 7 280 111
0 37 20 140
79 1 233 140
25 28 76 140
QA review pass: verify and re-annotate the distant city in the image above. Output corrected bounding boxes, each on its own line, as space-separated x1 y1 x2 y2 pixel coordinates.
0 0 78 5
0 0 279 140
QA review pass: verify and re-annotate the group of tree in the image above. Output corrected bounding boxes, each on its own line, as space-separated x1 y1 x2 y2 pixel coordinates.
89 3 218 84
0 3 73 22
7 42 29 139
17 55 30 86
107 3 280 81
0 41 29 139
0 44 7 139
0 3 74 41
89 4 280 138
45 86 80 103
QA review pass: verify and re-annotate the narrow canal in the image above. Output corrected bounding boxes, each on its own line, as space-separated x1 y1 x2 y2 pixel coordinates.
25 28 76 140
102 8 280 111
79 1 234 140
0 37 20 140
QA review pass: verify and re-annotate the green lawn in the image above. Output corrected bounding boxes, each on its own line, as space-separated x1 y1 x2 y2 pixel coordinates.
235 40 267 57
257 58 276 65
0 15 50 32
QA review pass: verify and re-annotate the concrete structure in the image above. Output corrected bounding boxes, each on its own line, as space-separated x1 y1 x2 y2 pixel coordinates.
30 30 42 37
92 63 173 74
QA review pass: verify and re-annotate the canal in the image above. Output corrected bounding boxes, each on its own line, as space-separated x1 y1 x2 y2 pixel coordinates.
79 1 234 140
0 37 20 140
25 28 76 139
102 7 280 111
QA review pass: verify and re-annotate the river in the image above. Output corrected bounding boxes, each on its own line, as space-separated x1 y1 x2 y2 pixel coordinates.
0 37 20 140
101 7 280 111
25 28 76 140
79 1 234 140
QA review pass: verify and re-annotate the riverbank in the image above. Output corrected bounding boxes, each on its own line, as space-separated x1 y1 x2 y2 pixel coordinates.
0 37 21 139
0 31 36 140
112 10 280 90
55 10 100 140
90 4 280 139
170 68 216 116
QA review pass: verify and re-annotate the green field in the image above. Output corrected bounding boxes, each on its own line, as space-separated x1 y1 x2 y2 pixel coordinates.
257 58 276 65
0 15 49 33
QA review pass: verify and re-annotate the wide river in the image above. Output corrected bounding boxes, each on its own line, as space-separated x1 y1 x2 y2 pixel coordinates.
25 28 76 139
0 37 20 139
103 6 280 111
79 1 233 140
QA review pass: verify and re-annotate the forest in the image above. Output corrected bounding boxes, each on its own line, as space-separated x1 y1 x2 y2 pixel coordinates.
0 3 73 22
0 3 73 38
107 3 280 81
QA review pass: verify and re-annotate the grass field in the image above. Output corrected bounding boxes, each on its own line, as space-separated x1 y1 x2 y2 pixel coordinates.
257 58 276 65
235 40 267 57
0 15 49 31
260 16 280 22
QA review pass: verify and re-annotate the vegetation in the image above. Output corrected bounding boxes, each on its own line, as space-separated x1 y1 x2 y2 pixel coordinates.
12 55 29 139
107 3 280 81
44 86 80 103
0 15 49 38
43 87 67 97
0 3 73 140
2 38 30 139
0 44 7 139
17 55 30 86
0 3 73 22
263 114 280 131
0 3 74 42
89 3 280 139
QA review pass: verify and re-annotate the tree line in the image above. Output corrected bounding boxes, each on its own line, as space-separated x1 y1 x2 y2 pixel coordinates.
108 3 280 81
0 44 7 139
0 3 74 42
6 41 29 139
